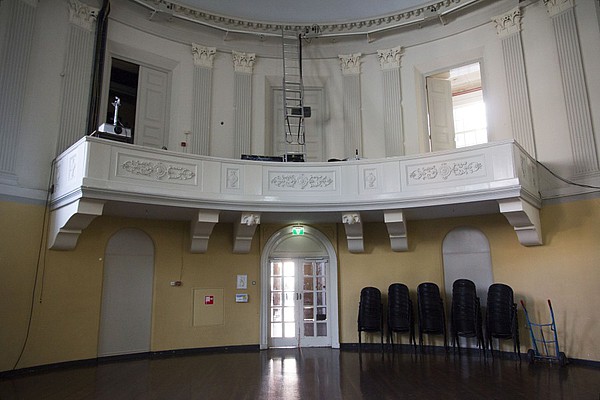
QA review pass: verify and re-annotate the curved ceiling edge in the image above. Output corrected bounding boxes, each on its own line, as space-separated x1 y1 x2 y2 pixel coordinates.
129 0 488 38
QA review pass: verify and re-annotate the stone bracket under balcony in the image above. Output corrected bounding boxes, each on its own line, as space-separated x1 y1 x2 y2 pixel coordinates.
48 137 543 252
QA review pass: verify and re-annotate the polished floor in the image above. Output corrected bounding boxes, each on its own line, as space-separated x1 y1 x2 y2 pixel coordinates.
1 348 599 400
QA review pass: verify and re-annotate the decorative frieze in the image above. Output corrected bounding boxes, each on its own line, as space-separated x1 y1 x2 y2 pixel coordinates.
116 154 197 184
232 51 256 74
68 0 99 31
269 172 335 191
338 53 361 75
407 158 485 184
543 0 574 17
192 43 216 68
377 46 402 70
492 7 522 38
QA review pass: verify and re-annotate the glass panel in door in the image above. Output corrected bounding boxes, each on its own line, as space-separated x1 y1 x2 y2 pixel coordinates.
269 258 330 347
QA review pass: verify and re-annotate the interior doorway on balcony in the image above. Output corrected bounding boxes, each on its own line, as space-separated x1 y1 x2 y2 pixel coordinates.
426 62 488 152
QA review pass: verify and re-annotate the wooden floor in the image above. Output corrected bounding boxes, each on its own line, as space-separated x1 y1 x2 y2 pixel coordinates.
1 348 599 399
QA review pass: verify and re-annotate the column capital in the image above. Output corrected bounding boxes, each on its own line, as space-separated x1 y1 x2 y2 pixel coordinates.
68 0 99 31
232 50 256 74
338 53 362 75
377 46 403 70
192 44 216 68
543 0 574 17
492 6 522 38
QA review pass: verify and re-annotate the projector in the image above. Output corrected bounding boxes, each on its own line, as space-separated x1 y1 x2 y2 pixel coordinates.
97 123 131 138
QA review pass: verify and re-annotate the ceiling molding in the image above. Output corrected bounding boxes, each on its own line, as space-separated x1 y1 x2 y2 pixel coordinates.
130 0 484 38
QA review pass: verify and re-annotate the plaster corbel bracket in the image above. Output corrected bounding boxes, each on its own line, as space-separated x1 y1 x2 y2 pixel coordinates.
233 212 261 253
498 198 543 246
190 210 220 253
48 199 105 250
384 209 408 252
342 212 364 253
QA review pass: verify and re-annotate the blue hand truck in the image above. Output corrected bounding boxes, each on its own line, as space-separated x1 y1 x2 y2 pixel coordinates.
520 300 567 366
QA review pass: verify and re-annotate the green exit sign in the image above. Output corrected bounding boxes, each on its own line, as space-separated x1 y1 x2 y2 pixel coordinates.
292 226 304 235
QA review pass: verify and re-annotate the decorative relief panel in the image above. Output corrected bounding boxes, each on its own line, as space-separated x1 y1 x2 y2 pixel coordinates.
268 171 335 191
116 154 198 185
226 167 240 190
406 156 486 185
363 168 378 190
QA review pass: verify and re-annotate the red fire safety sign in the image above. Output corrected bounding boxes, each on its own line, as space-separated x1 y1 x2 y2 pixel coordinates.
204 295 214 305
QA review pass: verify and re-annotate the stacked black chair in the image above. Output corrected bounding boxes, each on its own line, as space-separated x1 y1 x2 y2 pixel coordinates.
357 287 384 351
450 279 484 354
486 283 520 359
417 282 447 352
387 283 416 351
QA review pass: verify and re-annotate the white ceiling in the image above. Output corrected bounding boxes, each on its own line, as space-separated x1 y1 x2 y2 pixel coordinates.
174 0 437 24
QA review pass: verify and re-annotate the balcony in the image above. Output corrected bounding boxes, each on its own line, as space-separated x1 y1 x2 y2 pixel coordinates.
49 137 542 253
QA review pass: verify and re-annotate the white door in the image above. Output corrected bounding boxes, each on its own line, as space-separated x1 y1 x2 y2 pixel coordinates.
426 76 456 152
272 87 324 161
135 66 170 148
269 258 330 347
98 229 154 357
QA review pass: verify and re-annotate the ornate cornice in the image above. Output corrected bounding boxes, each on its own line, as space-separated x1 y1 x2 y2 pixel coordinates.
130 0 483 36
192 43 216 68
492 7 522 38
232 50 256 74
377 46 403 70
338 53 361 75
68 0 99 31
543 0 574 17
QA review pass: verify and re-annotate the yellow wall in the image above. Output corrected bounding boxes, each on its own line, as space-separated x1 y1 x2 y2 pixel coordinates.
1 198 599 372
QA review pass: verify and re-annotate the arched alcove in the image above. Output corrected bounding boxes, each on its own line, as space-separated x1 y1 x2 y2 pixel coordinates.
98 228 155 357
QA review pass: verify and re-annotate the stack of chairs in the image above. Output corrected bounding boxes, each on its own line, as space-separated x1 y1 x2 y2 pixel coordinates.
357 287 384 351
417 282 447 352
486 283 520 359
387 283 416 351
450 279 484 354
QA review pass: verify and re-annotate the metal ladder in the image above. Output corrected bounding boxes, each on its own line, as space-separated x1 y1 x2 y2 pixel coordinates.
281 29 306 162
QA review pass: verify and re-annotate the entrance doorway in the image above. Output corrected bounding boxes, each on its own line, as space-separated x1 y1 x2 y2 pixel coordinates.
260 226 339 349
268 258 329 347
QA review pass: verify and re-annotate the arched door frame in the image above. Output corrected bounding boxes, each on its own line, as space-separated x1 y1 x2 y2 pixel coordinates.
260 225 339 349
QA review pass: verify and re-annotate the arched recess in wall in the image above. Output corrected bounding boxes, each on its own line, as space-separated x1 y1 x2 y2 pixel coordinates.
98 228 155 357
260 226 339 349
442 226 493 307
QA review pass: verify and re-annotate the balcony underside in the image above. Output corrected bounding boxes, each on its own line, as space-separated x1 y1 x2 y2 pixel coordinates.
49 137 543 253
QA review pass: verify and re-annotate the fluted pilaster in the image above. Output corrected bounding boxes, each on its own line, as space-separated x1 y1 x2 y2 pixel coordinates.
0 0 37 178
492 7 536 157
377 46 404 156
339 54 363 157
232 51 255 158
544 0 599 175
56 0 98 154
191 44 216 155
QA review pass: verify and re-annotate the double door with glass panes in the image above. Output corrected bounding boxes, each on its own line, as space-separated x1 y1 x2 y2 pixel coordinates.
269 258 329 347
